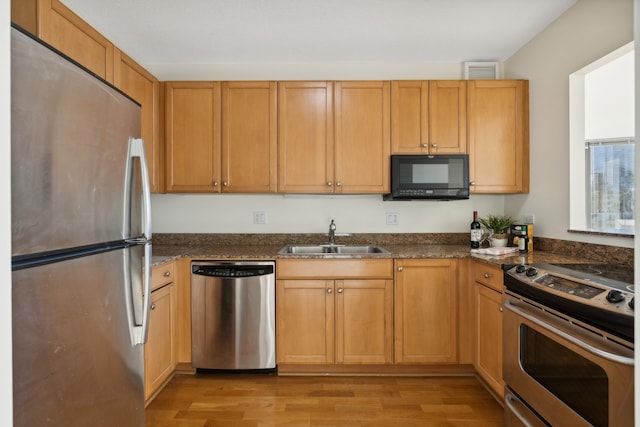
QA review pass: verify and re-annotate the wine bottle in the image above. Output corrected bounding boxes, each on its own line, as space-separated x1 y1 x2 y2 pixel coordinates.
470 211 481 249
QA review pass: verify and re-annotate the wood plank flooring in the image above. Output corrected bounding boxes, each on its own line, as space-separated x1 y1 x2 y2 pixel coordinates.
146 374 504 426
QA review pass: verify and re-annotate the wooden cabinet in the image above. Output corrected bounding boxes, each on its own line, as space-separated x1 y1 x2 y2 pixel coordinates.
12 0 115 82
468 80 529 193
394 259 458 364
276 259 393 366
145 262 177 402
164 82 221 192
334 81 391 193
391 81 467 154
221 81 277 193
278 81 334 193
473 261 505 399
278 81 390 194
113 49 162 193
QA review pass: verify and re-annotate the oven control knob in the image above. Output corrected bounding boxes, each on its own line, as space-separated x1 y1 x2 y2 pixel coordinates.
525 267 538 277
515 264 527 273
628 297 634 310
606 290 625 304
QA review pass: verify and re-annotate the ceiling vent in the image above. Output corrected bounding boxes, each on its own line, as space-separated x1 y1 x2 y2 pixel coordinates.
463 62 500 79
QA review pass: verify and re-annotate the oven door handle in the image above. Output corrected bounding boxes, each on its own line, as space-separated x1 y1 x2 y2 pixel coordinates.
504 299 635 366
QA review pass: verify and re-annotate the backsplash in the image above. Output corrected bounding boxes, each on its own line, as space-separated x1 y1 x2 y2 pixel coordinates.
534 237 634 268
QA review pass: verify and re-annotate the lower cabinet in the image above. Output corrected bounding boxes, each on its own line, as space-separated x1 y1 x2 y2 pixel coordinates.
144 263 177 402
276 259 394 366
394 259 458 364
473 261 505 399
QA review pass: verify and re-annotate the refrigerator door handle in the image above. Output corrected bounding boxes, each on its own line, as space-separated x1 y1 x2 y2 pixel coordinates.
124 242 152 346
126 137 152 240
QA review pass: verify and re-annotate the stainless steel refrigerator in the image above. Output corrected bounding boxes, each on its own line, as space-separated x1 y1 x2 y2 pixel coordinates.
11 26 152 426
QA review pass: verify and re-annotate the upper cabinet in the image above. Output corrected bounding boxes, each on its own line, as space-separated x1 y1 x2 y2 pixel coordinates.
391 81 467 154
468 80 530 194
164 81 221 193
13 0 115 82
334 81 391 194
278 81 390 194
278 81 335 193
221 81 277 193
113 49 162 193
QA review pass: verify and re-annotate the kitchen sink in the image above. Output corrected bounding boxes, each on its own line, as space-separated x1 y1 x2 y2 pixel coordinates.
278 244 390 255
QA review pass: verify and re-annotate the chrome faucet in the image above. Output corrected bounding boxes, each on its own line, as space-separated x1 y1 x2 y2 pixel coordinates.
328 219 337 245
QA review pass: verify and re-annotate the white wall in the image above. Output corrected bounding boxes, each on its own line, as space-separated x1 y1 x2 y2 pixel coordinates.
2 0 13 423
150 62 507 235
504 0 634 248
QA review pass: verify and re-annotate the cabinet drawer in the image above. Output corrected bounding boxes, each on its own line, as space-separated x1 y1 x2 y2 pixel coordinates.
277 259 393 279
151 262 175 291
473 262 503 292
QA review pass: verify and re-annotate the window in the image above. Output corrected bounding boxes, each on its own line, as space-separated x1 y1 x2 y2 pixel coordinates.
569 44 635 235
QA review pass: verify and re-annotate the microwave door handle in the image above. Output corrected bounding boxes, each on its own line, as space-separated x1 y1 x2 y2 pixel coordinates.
504 300 634 366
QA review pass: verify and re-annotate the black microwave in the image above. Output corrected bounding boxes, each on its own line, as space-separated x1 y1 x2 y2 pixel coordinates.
385 154 469 200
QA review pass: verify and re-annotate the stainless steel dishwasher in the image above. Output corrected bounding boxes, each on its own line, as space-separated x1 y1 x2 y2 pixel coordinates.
191 261 276 371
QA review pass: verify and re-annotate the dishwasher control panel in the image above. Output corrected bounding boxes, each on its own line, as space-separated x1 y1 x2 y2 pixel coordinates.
192 264 274 278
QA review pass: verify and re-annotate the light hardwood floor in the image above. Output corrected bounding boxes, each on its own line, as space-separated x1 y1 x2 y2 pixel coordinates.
146 374 504 426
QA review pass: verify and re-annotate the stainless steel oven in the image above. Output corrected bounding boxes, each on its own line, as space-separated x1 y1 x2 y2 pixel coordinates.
503 263 634 427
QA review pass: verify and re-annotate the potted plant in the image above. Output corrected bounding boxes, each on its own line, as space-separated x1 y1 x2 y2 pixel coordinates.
479 214 515 247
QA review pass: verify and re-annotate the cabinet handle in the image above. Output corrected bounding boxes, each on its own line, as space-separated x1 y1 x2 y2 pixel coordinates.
397 266 404 272
484 272 492 279
327 181 333 187
470 181 476 186
422 143 428 148
223 181 229 187
213 181 218 187
432 143 438 148
327 288 333 294
337 288 343 294
336 181 342 187
150 303 156 310
163 271 171 277
499 306 503 312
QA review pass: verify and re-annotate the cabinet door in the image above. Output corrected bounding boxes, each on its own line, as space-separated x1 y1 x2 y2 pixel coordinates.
276 280 334 364
221 81 277 193
429 80 467 154
144 283 177 401
19 0 116 82
391 81 429 154
468 80 529 193
164 82 221 192
334 81 390 193
336 279 393 364
475 282 504 399
278 81 335 193
114 49 162 193
394 259 458 364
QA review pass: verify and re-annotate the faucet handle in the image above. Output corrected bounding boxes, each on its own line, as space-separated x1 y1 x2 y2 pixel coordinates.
329 219 336 230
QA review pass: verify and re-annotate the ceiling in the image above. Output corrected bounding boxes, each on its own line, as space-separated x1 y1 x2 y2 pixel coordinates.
61 0 577 66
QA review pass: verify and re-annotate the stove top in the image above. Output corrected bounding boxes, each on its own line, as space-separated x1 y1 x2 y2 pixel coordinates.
504 262 634 343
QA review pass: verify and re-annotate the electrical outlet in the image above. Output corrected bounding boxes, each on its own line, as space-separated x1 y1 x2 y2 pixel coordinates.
522 214 535 224
253 211 267 224
386 212 399 225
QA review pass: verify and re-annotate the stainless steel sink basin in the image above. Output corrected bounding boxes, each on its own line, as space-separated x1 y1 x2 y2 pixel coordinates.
278 244 390 255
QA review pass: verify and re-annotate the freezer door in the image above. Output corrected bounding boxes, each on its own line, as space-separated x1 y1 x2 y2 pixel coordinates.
12 246 145 427
11 28 143 256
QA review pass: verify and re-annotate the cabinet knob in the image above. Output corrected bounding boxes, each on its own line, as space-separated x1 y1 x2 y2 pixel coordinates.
422 143 429 148
336 181 342 187
337 288 343 294
223 181 229 187
470 181 476 186
432 143 438 148
499 306 503 312
327 181 333 187
213 181 219 187
163 271 171 277
484 272 492 279
397 266 404 272
327 288 333 294
150 303 156 310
